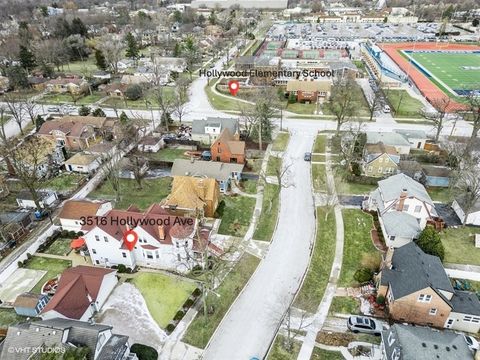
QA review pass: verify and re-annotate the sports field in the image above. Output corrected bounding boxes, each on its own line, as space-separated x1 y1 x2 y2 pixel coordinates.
406 51 480 96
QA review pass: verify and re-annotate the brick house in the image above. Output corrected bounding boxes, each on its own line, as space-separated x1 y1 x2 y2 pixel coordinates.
286 79 332 103
377 243 480 333
210 128 245 164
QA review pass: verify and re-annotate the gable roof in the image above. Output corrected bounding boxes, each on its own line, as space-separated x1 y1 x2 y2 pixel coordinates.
13 292 46 308
381 211 421 239
382 324 473 360
192 117 239 136
394 128 427 140
37 120 94 138
213 128 245 155
380 242 454 300
450 290 480 316
41 266 115 319
59 200 108 220
366 131 411 147
163 176 218 211
64 153 99 166
171 159 244 181
377 173 434 206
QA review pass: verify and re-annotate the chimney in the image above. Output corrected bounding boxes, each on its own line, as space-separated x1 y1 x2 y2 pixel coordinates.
158 225 165 240
396 188 408 211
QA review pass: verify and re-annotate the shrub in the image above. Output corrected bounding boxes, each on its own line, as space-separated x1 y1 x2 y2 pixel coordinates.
117 264 127 273
68 231 77 238
353 268 373 283
416 227 445 261
183 298 194 308
345 174 379 185
376 295 385 305
76 231 84 236
173 310 185 321
125 84 143 100
91 108 106 117
130 344 158 360
61 230 69 237
18 261 24 268
165 323 176 334
26 253 32 259
192 288 202 297
78 105 90 116
351 162 361 176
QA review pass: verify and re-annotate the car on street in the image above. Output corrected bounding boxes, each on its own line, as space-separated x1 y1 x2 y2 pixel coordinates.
347 316 383 336
304 152 311 161
464 335 479 351
383 105 391 113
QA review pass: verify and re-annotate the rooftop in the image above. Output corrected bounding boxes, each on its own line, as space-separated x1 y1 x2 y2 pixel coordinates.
366 131 411 147
171 159 244 181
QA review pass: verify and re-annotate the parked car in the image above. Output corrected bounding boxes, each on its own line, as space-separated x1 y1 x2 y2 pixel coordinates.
464 335 479 351
347 316 383 336
304 152 312 161
383 105 391 113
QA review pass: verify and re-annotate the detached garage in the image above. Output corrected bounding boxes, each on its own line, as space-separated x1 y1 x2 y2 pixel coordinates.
452 196 480 226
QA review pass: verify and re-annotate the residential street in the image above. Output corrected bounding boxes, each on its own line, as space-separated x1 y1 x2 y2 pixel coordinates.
203 130 316 359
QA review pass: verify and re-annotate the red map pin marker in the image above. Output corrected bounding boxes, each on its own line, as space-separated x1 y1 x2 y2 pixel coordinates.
228 80 240 96
123 229 138 251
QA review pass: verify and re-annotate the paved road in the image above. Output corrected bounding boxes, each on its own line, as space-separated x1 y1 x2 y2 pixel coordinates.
203 130 316 359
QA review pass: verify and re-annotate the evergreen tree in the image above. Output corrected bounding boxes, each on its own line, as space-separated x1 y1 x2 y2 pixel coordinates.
119 111 128 124
125 32 139 60
79 105 91 116
35 115 45 131
92 108 106 117
6 66 29 89
54 18 71 38
19 46 36 71
71 17 88 38
95 49 107 70
416 227 445 261
173 42 181 57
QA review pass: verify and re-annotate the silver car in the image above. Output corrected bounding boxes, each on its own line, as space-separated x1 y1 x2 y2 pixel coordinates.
347 316 383 336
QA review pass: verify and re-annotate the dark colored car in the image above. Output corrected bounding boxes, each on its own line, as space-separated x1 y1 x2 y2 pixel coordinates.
304 152 312 161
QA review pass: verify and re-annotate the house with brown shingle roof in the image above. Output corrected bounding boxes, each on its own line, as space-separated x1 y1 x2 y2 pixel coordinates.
162 176 220 217
45 77 89 95
59 200 112 232
81 203 217 272
40 266 117 321
210 128 245 164
37 119 97 151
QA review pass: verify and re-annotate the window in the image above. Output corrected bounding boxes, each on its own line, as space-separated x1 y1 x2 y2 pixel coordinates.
387 291 394 303
122 252 127 258
403 204 409 211
104 236 108 242
92 249 96 254
368 166 373 172
146 252 153 259
156 251 159 259
463 316 480 323
95 260 100 265
414 205 422 213
418 294 432 303
177 254 181 261
378 167 383 173
390 236 395 241
95 235 100 241
379 157 383 163
429 308 437 315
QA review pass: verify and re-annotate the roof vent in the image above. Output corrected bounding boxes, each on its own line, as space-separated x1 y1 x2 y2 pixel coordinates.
446 347 450 352
452 345 457 350
433 345 438 349
421 343 427 348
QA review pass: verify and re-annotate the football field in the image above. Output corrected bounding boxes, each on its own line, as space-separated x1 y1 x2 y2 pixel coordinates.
407 51 480 95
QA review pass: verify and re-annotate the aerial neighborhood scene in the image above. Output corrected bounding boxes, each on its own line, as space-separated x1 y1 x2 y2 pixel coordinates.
0 0 480 359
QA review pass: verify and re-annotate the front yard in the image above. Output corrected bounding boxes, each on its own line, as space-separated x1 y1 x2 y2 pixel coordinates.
440 226 480 266
312 164 327 192
131 272 196 329
24 256 72 293
295 207 336 313
328 296 360 315
182 253 260 348
89 177 172 210
272 132 290 152
313 135 327 153
217 195 256 237
266 155 282 177
338 209 381 287
311 348 343 360
42 238 73 256
253 184 280 241
267 335 301 360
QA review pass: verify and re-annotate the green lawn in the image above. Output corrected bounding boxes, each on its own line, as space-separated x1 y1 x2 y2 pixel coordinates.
40 93 80 104
339 210 380 287
143 148 189 162
334 174 377 195
24 256 72 293
313 135 327 153
329 296 360 315
246 158 264 174
312 154 326 162
42 173 85 192
427 187 453 203
102 87 177 110
267 335 301 360
205 83 253 112
384 89 424 118
285 101 317 115
182 253 260 348
295 207 336 313
0 309 28 329
43 238 73 256
312 165 326 192
217 195 256 237
239 179 257 194
311 348 343 360
253 184 280 241
89 177 172 210
272 132 290 152
132 273 196 328
65 57 98 75
267 155 282 177
440 226 480 266
77 92 104 105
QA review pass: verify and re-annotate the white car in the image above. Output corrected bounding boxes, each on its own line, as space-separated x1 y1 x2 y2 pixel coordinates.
383 105 391 113
464 335 479 351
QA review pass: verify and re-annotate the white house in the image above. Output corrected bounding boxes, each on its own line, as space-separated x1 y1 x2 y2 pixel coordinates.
40 266 117 322
59 200 112 232
366 131 411 155
394 129 428 150
82 204 219 273
191 117 239 145
137 136 164 152
452 197 480 226
64 153 101 174
364 173 439 247
16 190 58 209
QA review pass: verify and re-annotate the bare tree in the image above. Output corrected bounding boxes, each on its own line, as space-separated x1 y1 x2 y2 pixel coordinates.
451 165 480 224
129 155 147 190
152 86 174 132
3 94 25 135
99 36 125 74
325 77 361 133
462 88 480 154
102 153 122 204
422 97 451 143
337 121 367 172
365 81 382 122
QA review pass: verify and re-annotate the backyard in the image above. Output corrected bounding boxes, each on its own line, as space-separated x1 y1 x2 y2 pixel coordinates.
89 177 172 210
253 184 280 242
131 272 196 328
24 256 72 293
0 309 28 329
42 238 73 256
182 253 260 348
217 195 256 237
142 148 189 162
42 173 86 193
339 209 381 287
334 172 377 195
102 87 177 110
295 207 336 313
440 226 480 266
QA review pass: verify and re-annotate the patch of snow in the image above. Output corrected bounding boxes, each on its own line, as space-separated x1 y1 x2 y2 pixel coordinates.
97 282 167 351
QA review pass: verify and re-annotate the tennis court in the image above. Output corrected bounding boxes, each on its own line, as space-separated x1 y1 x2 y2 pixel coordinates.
407 51 480 95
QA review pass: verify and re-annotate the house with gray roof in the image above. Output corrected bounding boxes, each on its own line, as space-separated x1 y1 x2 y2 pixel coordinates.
0 318 135 360
394 129 428 149
365 173 439 247
452 196 480 226
366 131 411 155
377 243 480 333
381 324 474 360
171 159 244 192
191 117 239 145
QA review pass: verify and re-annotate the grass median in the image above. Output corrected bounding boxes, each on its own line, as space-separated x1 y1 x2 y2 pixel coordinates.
272 132 290 152
253 184 280 241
